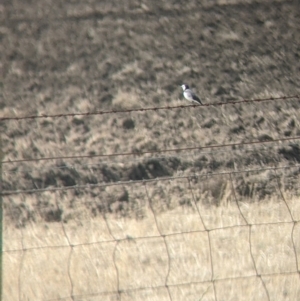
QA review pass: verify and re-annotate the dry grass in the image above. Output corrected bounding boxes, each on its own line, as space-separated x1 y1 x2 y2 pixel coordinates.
2 0 300 300
3 175 300 300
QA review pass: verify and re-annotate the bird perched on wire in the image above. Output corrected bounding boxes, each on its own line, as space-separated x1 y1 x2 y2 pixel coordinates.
181 84 203 105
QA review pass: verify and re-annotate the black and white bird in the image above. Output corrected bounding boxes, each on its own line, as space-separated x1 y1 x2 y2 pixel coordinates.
181 84 202 105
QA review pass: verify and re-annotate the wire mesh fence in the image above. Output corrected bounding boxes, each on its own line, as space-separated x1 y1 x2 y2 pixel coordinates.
3 167 300 301
2 0 300 299
2 96 300 300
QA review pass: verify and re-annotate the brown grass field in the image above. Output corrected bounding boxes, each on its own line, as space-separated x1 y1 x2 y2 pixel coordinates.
1 0 300 300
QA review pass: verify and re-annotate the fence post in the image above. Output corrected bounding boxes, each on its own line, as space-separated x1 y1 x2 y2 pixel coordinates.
0 134 3 300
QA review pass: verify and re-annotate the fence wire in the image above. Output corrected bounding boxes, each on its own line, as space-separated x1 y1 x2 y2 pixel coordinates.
2 134 300 165
1 95 298 122
3 169 300 301
2 91 300 300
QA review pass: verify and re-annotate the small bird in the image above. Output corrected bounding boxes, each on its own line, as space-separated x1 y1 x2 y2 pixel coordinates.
181 84 203 105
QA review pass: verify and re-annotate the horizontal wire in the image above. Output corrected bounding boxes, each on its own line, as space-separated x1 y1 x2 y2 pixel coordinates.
43 271 299 301
0 95 298 122
3 145 284 209
1 142 281 175
3 222 295 253
3 135 300 165
2 163 299 196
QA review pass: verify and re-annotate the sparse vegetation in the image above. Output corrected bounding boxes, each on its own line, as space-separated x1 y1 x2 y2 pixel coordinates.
2 0 300 300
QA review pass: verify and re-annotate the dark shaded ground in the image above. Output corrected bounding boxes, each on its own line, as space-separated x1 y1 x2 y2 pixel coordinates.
1 0 300 225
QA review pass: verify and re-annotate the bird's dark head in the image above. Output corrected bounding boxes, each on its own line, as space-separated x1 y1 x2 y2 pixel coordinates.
181 84 189 91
